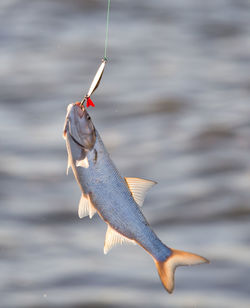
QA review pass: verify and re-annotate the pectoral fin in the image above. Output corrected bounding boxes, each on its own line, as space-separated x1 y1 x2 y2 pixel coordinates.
78 193 96 219
66 156 71 175
104 225 135 254
76 157 89 168
125 177 157 206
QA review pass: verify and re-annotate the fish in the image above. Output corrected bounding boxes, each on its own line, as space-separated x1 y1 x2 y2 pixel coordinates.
63 102 209 293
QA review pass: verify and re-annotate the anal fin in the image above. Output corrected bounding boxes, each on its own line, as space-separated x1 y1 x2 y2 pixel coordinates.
104 225 135 254
78 193 96 219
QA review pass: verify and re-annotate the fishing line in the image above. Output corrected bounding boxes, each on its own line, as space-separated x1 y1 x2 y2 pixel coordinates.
80 0 111 108
104 0 111 61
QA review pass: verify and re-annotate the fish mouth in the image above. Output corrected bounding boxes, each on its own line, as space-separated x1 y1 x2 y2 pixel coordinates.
63 102 96 150
63 102 83 139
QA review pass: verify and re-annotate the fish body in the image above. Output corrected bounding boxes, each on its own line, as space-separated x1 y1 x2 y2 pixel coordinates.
64 102 208 293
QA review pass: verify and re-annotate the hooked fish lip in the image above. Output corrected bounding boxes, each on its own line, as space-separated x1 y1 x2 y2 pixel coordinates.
63 102 96 149
63 103 83 139
74 102 84 118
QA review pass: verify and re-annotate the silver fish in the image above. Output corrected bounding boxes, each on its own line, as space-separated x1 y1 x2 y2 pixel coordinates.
63 102 209 293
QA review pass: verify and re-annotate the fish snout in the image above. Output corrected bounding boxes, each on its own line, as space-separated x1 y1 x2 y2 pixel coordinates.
69 103 96 150
74 102 85 118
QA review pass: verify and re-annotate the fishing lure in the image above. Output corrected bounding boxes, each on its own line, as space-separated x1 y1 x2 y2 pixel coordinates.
81 58 106 108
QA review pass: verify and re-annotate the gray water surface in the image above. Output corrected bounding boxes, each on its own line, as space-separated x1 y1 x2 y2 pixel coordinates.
1 1 250 307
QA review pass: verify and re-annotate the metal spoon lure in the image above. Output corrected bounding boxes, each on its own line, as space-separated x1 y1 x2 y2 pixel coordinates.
81 58 107 108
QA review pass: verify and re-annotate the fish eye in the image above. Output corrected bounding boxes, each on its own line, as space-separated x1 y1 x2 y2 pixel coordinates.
86 114 91 121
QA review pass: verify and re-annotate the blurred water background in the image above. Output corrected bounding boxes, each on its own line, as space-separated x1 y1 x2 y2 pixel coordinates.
1 0 250 307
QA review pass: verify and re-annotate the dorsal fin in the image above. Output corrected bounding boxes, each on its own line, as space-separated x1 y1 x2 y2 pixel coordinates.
104 225 135 254
78 193 96 219
124 177 157 206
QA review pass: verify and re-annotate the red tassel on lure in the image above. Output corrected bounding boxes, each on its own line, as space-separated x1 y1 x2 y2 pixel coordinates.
86 97 95 108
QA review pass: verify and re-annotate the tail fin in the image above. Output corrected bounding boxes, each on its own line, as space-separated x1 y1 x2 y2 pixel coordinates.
154 248 209 293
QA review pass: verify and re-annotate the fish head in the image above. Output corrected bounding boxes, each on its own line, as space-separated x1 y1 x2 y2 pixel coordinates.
63 102 96 150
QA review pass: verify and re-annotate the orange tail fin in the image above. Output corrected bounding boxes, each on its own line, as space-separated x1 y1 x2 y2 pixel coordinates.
154 248 209 293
